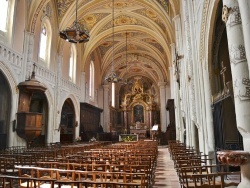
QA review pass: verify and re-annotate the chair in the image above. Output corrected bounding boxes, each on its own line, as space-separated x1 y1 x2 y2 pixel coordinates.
36 168 57 188
56 169 77 188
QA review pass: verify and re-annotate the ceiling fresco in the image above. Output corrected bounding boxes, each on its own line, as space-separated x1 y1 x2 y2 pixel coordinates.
55 0 173 86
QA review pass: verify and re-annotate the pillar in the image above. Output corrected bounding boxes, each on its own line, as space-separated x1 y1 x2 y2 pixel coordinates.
222 0 250 149
123 110 128 133
222 1 250 187
238 0 250 79
80 72 86 102
103 85 110 132
203 67 216 159
158 82 167 132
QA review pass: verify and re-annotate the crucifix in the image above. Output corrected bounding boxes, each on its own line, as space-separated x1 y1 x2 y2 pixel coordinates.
220 61 227 94
173 49 184 88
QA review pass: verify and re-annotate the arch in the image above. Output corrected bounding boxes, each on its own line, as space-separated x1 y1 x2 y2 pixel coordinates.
59 94 80 140
38 16 52 67
59 98 76 143
0 70 12 149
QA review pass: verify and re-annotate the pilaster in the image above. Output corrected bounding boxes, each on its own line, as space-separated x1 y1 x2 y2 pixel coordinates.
22 31 35 81
103 85 110 132
158 82 167 132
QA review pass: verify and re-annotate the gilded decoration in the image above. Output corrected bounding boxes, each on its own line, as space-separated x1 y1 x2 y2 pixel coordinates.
144 38 164 53
114 15 137 25
121 78 155 111
132 8 166 31
83 14 97 26
156 0 169 13
57 0 93 23
100 15 149 33
106 1 134 9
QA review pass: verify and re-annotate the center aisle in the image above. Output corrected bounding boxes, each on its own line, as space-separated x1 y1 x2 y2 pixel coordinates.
153 146 181 188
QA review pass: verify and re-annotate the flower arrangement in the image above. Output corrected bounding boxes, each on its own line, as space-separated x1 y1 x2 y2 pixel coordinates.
122 135 135 142
89 137 97 142
75 136 81 142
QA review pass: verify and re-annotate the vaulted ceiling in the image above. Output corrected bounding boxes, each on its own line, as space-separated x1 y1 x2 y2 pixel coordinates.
57 0 178 85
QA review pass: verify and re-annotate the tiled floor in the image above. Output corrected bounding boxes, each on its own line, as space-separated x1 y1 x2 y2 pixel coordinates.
153 146 181 188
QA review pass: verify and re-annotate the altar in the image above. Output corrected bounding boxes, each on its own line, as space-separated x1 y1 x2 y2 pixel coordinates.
130 129 147 139
119 78 159 140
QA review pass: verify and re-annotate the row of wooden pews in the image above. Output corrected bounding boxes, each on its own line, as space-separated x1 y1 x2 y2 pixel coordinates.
168 140 241 188
0 140 158 187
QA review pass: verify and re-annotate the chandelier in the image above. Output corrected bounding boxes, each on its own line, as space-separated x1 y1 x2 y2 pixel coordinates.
104 0 122 83
59 0 89 43
123 32 129 85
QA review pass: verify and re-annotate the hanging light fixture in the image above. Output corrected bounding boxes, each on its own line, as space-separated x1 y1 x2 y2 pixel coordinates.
59 0 89 43
105 0 122 83
123 32 129 85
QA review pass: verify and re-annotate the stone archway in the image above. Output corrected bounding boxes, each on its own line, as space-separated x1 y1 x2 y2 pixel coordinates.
210 1 243 164
59 98 75 143
0 71 11 149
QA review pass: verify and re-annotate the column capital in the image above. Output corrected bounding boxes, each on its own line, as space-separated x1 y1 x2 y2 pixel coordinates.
158 82 167 87
103 84 109 90
172 14 180 22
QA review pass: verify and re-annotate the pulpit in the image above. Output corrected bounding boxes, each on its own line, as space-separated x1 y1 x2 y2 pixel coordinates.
16 65 46 147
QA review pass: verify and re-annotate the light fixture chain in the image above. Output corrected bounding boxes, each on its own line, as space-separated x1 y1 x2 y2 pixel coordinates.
112 0 115 73
76 0 78 21
126 32 128 74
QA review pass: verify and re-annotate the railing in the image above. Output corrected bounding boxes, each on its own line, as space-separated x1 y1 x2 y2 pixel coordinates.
34 62 57 83
0 43 81 97
0 44 23 68
61 78 81 94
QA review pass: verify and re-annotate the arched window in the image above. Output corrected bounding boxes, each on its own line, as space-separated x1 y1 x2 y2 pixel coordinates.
0 0 8 32
111 83 115 107
89 61 95 99
0 0 18 44
69 45 76 82
38 18 52 66
39 25 47 60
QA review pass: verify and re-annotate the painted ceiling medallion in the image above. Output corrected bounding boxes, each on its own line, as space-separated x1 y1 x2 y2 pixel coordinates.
144 64 152 69
84 14 97 25
114 15 137 26
128 44 137 51
101 41 112 47
145 38 157 43
145 9 157 20
119 65 127 70
108 1 134 9
131 67 142 72
121 32 133 38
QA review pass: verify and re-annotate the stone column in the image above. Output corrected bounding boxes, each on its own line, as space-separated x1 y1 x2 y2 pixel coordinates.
103 85 110 132
203 67 216 159
158 82 167 132
223 1 250 187
80 72 86 102
170 43 183 142
123 110 128 133
222 0 250 149
22 31 35 81
238 0 250 79
149 110 152 128
169 67 175 99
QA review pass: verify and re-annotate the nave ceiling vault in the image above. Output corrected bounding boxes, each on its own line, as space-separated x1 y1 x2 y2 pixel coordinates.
29 0 177 86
